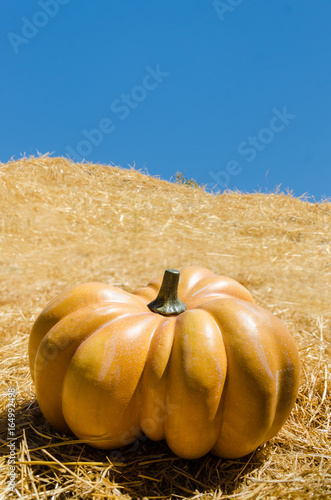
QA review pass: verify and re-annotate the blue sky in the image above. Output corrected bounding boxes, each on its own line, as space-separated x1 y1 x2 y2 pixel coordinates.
1 1 331 200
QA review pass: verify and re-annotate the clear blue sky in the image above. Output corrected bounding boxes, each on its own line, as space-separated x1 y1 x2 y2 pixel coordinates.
1 1 331 200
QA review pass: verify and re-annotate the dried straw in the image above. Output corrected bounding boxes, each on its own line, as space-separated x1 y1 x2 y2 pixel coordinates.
0 155 330 499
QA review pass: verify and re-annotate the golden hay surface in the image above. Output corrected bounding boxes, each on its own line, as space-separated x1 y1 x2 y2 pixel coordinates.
0 156 330 499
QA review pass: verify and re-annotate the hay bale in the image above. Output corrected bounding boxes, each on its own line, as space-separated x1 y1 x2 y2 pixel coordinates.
0 156 330 499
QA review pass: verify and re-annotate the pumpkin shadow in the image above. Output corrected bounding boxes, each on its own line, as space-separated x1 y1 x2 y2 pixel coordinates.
0 399 268 498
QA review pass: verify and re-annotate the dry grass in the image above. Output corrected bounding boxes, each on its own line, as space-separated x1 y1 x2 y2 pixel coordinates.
0 155 330 499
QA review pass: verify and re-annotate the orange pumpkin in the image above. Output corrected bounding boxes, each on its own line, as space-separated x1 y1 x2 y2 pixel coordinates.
29 267 300 459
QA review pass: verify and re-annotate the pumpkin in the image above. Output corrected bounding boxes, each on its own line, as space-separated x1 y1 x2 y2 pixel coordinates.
29 267 300 459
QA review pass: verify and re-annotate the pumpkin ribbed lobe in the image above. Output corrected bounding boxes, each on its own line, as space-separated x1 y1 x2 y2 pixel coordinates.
34 303 144 433
138 316 177 441
62 313 162 448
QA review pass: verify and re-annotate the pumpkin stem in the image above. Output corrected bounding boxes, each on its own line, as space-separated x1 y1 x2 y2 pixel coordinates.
147 269 187 316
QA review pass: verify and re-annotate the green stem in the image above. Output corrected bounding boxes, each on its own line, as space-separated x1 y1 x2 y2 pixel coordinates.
147 269 187 316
